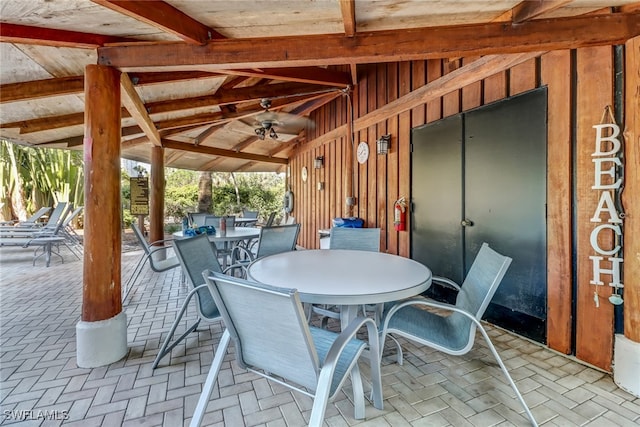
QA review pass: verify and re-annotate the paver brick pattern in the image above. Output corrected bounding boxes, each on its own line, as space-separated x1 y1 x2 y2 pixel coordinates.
1 243 639 426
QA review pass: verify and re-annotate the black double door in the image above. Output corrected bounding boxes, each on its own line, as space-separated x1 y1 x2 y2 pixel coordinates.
411 88 547 342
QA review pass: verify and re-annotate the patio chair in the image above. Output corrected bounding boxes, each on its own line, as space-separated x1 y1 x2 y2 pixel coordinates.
123 223 180 303
188 212 208 228
190 271 383 427
242 209 259 219
329 227 380 251
261 211 277 227
379 243 537 426
153 234 238 368
203 215 220 227
314 228 381 324
230 224 300 276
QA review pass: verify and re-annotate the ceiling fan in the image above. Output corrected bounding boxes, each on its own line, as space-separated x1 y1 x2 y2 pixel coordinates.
243 99 313 141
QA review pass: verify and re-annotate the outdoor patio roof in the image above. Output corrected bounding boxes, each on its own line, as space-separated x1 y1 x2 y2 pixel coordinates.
1 1 639 172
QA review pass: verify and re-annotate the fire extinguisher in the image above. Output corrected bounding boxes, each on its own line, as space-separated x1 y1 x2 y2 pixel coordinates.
394 197 407 231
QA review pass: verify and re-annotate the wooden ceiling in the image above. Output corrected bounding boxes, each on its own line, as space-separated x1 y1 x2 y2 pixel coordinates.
1 1 639 173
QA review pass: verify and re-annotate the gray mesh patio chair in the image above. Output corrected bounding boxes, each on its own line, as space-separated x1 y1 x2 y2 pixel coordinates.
242 209 259 219
314 228 381 325
153 234 238 368
262 211 277 227
188 212 208 228
328 227 380 251
123 223 180 303
230 224 300 276
190 271 383 427
203 215 220 227
379 243 538 426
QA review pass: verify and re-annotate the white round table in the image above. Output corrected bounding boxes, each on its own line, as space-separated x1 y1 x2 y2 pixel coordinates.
174 227 260 243
248 249 432 327
174 227 260 267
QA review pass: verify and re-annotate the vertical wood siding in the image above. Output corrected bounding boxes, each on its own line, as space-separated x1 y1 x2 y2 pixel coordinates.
289 48 632 370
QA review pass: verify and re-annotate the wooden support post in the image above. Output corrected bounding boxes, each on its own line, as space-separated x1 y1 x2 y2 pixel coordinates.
344 91 354 217
149 146 165 246
76 64 127 368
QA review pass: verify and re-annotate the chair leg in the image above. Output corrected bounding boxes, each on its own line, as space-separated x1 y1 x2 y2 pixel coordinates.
122 255 148 303
476 324 538 427
189 330 231 427
350 363 365 419
152 287 202 369
388 335 404 365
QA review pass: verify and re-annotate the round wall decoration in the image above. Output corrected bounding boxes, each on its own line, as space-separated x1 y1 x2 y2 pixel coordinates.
357 141 369 164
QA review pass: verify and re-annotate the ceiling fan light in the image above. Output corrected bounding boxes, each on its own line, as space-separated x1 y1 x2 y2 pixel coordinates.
255 127 266 140
269 128 278 139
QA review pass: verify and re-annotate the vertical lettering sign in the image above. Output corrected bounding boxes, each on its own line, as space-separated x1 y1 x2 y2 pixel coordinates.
130 177 149 215
589 121 624 306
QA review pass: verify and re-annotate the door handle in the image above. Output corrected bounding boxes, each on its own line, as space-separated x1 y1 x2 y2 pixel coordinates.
461 219 474 227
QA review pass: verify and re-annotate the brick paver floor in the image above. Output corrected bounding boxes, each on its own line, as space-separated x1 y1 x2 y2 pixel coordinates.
1 242 639 426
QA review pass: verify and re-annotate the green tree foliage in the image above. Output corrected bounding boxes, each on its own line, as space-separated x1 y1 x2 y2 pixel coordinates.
162 169 285 222
1 140 83 222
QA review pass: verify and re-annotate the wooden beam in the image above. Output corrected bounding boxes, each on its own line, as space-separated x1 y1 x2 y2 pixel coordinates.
0 71 221 104
1 84 337 133
120 73 161 146
349 63 358 86
144 82 337 115
193 124 223 145
288 92 343 115
339 0 357 37
1 111 94 134
622 35 640 342
512 0 572 24
0 76 84 103
216 67 351 87
0 23 137 48
91 0 223 44
98 13 640 68
161 139 288 165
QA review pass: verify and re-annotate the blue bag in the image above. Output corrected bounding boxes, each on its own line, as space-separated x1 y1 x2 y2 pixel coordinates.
332 217 364 228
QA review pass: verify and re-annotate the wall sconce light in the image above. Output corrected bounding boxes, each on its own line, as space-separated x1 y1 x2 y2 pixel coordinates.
314 156 324 169
377 134 391 155
317 182 325 191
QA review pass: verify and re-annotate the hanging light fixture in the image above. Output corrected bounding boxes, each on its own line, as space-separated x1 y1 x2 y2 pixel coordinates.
377 134 391 155
314 156 324 169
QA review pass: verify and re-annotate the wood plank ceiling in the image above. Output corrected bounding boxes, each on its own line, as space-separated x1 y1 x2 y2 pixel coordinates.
1 0 639 173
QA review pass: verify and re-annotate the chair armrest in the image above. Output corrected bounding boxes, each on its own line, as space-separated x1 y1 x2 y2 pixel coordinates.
384 297 477 325
149 237 174 246
431 275 461 291
231 245 254 264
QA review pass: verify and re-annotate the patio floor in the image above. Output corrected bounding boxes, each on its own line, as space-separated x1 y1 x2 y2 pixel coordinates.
1 243 639 426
